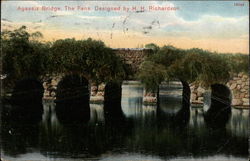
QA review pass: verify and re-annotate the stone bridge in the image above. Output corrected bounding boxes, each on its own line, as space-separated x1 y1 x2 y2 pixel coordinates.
190 72 249 107
42 48 153 103
42 48 249 108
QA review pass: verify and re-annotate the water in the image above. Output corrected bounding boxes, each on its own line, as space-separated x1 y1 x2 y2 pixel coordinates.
1 83 249 161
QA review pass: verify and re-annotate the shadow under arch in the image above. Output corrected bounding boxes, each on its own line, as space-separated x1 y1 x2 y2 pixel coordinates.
157 80 191 128
5 78 44 123
1 78 44 155
103 81 133 153
104 81 126 125
204 83 232 129
55 74 90 124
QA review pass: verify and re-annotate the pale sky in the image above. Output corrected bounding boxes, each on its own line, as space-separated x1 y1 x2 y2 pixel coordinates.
1 1 249 54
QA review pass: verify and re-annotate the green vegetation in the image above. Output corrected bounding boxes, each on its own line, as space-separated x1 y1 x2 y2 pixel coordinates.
217 53 249 74
1 26 125 90
139 45 248 91
1 26 248 92
49 38 125 84
145 43 160 53
1 26 50 88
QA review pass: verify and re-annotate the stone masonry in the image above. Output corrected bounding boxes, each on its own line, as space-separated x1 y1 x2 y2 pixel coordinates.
90 83 105 103
190 72 249 107
113 48 152 75
43 48 152 101
43 75 62 99
228 73 249 106
42 49 248 108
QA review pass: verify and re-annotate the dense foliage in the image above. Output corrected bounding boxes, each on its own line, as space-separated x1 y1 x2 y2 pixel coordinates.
1 26 126 89
145 43 160 53
1 26 50 88
139 45 248 91
217 53 249 74
49 38 125 84
1 26 248 92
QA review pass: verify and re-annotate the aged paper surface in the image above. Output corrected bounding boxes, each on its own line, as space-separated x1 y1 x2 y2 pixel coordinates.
1 1 249 161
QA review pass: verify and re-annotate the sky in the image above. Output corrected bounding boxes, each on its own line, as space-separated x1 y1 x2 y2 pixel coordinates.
1 1 249 54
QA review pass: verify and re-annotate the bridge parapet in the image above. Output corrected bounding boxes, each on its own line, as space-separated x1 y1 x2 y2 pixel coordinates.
113 48 153 77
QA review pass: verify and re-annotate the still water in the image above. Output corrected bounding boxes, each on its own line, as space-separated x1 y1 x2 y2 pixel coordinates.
1 83 249 161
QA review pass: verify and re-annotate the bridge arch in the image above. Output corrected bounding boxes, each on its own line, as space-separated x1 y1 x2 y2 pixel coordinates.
55 74 89 102
156 80 191 128
204 83 232 128
55 74 90 124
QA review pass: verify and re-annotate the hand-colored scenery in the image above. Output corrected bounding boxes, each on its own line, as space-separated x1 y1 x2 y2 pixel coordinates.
1 1 249 161
1 1 249 53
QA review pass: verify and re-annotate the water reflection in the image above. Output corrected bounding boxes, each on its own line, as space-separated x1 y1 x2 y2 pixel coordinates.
1 120 41 157
229 108 249 137
1 104 42 157
157 81 190 128
55 101 90 124
55 74 90 124
121 84 144 117
89 104 104 124
1 82 248 160
5 78 44 123
1 79 44 157
104 82 126 125
204 84 232 129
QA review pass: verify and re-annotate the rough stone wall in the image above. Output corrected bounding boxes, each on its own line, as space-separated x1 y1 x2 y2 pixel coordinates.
143 90 158 105
113 48 152 74
190 73 249 107
42 48 152 99
90 83 105 103
43 76 106 103
43 75 62 99
190 84 206 104
227 73 249 106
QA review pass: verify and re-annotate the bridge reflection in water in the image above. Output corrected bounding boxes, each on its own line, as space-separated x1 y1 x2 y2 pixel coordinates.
1 81 248 160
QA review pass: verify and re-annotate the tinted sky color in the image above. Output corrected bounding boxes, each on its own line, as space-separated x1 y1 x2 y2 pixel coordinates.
1 1 249 54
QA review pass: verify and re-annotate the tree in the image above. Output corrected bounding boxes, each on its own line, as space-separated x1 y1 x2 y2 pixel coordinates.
138 45 233 91
49 38 125 84
145 43 160 53
166 52 230 87
138 61 166 92
1 26 50 88
1 26 126 90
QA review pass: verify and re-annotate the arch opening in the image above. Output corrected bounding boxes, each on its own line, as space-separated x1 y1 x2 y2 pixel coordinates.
104 81 126 125
157 80 190 128
55 74 90 124
204 83 232 128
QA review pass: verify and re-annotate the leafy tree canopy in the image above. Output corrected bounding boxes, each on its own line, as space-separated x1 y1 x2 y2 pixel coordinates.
145 43 160 53
2 26 126 88
2 26 248 92
138 45 248 91
1 26 50 88
49 38 125 84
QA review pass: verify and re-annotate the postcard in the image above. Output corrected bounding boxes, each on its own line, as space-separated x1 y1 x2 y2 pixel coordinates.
1 1 249 161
